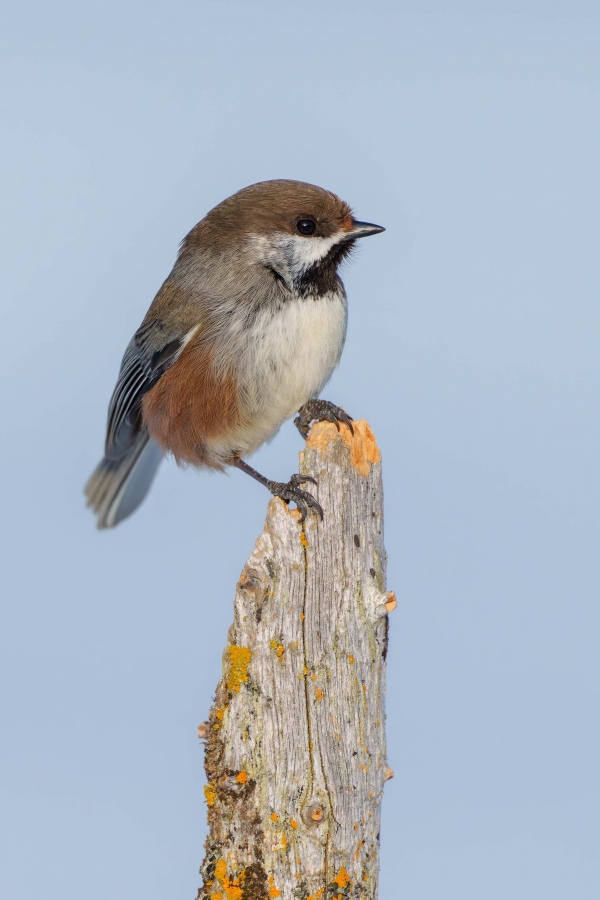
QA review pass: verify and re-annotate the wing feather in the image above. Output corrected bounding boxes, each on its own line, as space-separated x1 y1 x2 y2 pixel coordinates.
104 321 197 458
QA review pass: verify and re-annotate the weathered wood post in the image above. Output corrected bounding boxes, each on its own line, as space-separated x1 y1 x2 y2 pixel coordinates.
197 421 395 900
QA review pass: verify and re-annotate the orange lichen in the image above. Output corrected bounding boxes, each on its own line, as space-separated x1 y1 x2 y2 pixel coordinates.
268 874 281 898
236 770 247 784
213 859 243 900
348 654 355 664
226 645 251 693
299 532 308 548
315 688 323 701
290 818 298 829
204 784 216 807
269 641 285 659
306 419 380 477
270 812 279 822
333 867 350 888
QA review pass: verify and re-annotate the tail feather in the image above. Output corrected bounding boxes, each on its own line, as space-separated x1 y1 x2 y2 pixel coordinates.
85 432 163 528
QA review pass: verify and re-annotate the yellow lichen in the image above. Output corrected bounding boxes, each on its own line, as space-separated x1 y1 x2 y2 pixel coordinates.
348 654 355 664
203 784 216 807
214 860 227 882
226 645 252 693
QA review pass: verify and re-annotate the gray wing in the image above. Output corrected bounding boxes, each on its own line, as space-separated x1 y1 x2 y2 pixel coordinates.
105 320 186 459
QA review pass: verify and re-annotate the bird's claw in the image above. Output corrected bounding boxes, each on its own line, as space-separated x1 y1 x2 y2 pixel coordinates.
267 474 323 523
295 399 354 438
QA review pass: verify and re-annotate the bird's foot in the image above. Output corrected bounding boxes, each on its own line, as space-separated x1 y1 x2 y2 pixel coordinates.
294 399 354 439
266 473 323 523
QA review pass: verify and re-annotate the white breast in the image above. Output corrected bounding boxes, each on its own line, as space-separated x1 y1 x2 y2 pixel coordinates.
226 291 347 457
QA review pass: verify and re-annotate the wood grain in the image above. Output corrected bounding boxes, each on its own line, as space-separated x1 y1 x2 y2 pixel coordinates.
198 421 393 900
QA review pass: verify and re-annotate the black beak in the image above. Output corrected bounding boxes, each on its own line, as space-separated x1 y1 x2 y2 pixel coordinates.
347 219 386 239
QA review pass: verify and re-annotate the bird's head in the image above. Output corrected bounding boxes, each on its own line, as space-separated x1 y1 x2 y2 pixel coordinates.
181 179 385 297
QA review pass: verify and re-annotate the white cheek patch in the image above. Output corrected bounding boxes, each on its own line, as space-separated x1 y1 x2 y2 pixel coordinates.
248 231 347 279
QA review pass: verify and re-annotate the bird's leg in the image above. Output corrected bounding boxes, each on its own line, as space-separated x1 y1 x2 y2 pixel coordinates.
234 458 323 522
294 399 354 439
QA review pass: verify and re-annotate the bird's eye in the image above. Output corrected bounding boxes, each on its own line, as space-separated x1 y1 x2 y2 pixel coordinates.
296 218 317 236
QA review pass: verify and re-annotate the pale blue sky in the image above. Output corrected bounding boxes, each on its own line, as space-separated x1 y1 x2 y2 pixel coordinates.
1 2 599 898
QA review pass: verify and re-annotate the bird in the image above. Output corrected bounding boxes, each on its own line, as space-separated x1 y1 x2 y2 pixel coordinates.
85 179 384 528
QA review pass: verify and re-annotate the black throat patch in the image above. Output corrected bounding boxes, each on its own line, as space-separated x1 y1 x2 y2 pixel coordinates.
293 240 354 299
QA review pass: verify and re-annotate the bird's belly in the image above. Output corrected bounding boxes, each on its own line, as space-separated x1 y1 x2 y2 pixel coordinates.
222 292 347 456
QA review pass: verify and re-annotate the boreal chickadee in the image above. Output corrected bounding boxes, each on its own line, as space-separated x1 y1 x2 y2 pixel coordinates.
86 179 384 527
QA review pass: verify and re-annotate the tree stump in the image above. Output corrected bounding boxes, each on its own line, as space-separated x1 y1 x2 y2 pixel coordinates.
198 420 394 900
